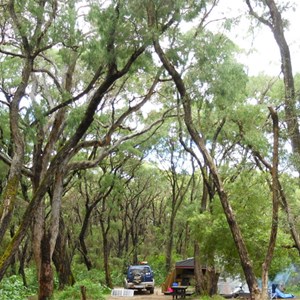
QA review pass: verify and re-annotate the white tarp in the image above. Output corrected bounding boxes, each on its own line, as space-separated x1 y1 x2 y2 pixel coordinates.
111 289 134 297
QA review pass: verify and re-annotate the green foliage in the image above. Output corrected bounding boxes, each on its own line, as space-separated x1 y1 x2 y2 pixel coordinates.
0 275 36 300
0 57 23 89
145 254 169 285
53 279 108 300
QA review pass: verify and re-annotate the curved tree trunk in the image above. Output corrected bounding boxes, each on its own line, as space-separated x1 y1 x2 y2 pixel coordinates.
0 58 32 242
148 9 260 297
78 207 93 271
260 107 280 299
18 236 29 287
246 0 300 260
99 213 113 288
246 0 300 174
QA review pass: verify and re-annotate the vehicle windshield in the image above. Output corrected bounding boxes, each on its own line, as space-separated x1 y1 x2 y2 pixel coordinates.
130 266 150 274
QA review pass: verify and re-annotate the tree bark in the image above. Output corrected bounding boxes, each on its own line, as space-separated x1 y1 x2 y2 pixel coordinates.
194 242 205 295
78 205 93 271
52 216 75 289
265 0 300 169
0 57 32 242
39 231 54 300
246 0 300 175
99 212 113 288
81 285 87 300
260 107 280 299
18 236 29 287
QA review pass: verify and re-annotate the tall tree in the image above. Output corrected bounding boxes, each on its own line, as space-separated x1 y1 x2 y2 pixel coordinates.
147 1 261 298
246 0 300 174
0 0 171 297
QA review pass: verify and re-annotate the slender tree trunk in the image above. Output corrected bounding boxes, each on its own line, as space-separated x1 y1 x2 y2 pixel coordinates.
194 242 204 295
18 236 29 287
279 186 300 254
266 0 300 170
100 216 113 288
246 0 300 174
131 230 139 264
52 217 75 289
165 214 175 272
36 171 65 298
260 107 280 299
0 58 32 242
150 21 260 298
103 233 113 288
79 208 93 270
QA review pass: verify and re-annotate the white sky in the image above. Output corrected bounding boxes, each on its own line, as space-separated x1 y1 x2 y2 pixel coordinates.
206 0 300 76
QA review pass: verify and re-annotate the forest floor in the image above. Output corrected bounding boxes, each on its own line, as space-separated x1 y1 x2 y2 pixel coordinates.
105 287 197 300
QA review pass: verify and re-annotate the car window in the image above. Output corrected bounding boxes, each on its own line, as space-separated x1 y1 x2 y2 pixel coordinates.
130 267 150 273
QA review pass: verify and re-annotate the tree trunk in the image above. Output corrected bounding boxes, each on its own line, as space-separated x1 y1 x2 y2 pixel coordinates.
205 268 220 296
52 217 75 289
0 56 32 243
18 236 29 287
103 233 113 288
165 213 175 272
131 229 139 264
246 0 300 175
78 207 93 270
194 242 205 295
265 0 300 171
39 231 53 300
100 215 113 288
81 286 87 300
260 107 280 298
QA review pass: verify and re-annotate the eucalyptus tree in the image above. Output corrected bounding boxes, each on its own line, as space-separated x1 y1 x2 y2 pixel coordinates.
245 0 300 256
0 0 175 297
146 0 268 297
246 0 300 175
244 0 300 296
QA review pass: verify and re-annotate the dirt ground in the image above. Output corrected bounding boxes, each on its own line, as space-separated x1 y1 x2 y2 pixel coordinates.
105 287 181 300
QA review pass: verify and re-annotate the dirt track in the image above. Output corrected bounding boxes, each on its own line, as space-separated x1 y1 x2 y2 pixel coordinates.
106 288 174 300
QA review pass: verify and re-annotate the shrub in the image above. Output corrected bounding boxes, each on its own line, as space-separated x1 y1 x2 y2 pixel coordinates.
0 275 37 300
53 279 110 300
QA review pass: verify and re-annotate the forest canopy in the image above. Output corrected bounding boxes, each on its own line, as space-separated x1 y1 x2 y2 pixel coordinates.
0 0 300 299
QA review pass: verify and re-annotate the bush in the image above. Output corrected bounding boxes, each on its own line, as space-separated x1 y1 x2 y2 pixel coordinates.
53 279 110 300
0 275 37 300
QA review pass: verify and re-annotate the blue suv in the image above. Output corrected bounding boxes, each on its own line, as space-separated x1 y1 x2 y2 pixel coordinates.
124 264 155 294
